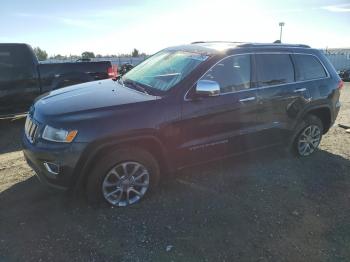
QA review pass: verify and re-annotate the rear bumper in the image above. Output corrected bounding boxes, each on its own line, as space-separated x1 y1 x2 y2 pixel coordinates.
334 100 341 118
22 134 88 190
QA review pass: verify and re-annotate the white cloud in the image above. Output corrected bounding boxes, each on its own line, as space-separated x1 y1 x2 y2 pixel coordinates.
14 12 99 30
322 3 350 12
60 18 98 29
11 0 349 55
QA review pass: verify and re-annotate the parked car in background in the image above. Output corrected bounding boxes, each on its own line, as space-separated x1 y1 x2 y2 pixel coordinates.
22 42 342 207
339 69 350 81
0 43 118 118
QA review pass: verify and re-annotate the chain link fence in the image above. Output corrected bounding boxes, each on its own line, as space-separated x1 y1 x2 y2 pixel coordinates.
41 56 148 66
41 49 350 71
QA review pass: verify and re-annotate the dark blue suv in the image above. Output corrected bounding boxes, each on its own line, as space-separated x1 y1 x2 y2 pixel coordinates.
22 42 343 207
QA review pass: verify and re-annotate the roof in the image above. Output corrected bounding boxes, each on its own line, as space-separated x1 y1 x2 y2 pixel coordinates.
165 41 312 56
0 43 28 46
191 41 311 49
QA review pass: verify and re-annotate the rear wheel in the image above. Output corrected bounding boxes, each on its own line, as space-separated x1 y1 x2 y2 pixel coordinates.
293 115 323 157
86 148 160 207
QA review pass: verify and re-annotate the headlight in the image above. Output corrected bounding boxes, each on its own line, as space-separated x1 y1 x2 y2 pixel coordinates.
42 125 78 143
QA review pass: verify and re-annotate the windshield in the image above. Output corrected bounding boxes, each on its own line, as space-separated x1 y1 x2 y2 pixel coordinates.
123 50 208 92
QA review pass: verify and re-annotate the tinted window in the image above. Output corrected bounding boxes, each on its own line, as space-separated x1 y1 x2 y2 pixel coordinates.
0 46 35 82
255 54 294 87
0 50 14 81
0 51 12 66
293 54 327 81
201 54 251 93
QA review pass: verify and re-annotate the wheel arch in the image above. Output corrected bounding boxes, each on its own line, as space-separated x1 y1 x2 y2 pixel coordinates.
288 104 332 150
301 105 332 134
72 136 171 190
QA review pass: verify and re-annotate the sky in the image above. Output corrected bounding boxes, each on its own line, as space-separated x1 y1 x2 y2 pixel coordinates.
0 0 349 56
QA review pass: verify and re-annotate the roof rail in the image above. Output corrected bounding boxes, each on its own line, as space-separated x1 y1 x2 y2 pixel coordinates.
239 43 311 48
191 41 310 48
191 41 248 45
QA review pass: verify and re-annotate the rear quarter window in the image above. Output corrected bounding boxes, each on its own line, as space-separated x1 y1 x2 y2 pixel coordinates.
293 54 327 81
255 54 294 87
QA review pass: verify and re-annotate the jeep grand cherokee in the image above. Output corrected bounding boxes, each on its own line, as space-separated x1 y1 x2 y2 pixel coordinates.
22 42 343 207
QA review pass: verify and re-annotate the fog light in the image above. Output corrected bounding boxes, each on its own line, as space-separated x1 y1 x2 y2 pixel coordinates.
43 162 60 175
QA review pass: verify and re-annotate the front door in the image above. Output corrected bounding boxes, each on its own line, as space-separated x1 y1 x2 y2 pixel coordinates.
177 54 260 168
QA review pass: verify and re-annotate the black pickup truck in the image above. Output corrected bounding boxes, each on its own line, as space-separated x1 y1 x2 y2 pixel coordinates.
0 43 117 118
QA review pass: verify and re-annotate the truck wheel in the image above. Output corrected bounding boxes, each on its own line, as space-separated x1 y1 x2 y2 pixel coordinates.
86 148 160 207
292 115 323 157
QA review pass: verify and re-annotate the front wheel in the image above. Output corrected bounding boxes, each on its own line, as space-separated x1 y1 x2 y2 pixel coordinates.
86 148 160 207
293 115 323 157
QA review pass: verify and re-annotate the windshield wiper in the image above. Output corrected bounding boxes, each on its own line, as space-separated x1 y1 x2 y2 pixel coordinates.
123 79 149 95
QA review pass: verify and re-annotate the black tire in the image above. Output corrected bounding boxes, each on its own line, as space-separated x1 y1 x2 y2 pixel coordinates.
292 114 323 157
86 147 160 207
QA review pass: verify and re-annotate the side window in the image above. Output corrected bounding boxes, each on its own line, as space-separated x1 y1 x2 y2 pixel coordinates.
201 54 251 93
0 46 34 82
293 54 327 81
0 50 14 82
255 54 294 87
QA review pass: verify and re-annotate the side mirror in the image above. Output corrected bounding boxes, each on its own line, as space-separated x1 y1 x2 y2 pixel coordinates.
195 80 220 97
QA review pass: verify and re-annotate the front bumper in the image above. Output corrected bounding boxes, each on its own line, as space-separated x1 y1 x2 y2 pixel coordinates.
22 134 88 190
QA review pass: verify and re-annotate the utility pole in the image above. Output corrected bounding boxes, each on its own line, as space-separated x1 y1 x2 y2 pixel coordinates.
279 22 285 42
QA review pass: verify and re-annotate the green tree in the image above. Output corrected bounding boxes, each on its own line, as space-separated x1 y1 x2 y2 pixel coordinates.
53 54 65 59
132 48 139 57
33 47 48 61
81 51 95 59
69 54 80 59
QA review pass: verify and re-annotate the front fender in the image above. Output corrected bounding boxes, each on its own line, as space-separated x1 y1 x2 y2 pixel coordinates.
71 134 171 190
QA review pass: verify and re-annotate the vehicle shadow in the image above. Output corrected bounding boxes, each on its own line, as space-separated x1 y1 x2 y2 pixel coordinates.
0 148 349 261
0 118 25 154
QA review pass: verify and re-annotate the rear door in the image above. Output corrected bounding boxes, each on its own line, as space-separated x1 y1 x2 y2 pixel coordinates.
0 45 40 116
177 54 260 167
254 53 311 146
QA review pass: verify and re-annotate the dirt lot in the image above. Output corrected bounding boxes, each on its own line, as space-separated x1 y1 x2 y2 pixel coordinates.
0 84 349 262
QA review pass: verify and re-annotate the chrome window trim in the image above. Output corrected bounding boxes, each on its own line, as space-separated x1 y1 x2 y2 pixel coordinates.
184 52 330 101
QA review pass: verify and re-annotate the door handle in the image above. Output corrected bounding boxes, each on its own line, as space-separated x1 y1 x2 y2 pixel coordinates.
294 88 307 93
239 97 256 102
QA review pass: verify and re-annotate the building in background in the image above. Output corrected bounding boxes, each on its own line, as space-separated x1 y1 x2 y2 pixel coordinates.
42 48 350 72
42 56 147 67
322 48 350 71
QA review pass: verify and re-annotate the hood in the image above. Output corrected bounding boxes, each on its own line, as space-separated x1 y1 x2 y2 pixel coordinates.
34 79 159 117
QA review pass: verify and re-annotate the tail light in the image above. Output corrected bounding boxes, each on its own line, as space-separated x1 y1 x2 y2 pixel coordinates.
107 65 118 78
338 80 344 90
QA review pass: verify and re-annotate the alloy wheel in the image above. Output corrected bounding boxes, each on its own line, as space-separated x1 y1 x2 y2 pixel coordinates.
102 161 150 207
297 125 321 156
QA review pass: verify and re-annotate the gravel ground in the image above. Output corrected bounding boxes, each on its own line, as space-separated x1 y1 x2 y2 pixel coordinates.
0 83 349 262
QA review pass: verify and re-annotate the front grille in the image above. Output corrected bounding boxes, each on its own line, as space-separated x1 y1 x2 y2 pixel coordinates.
25 116 38 143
